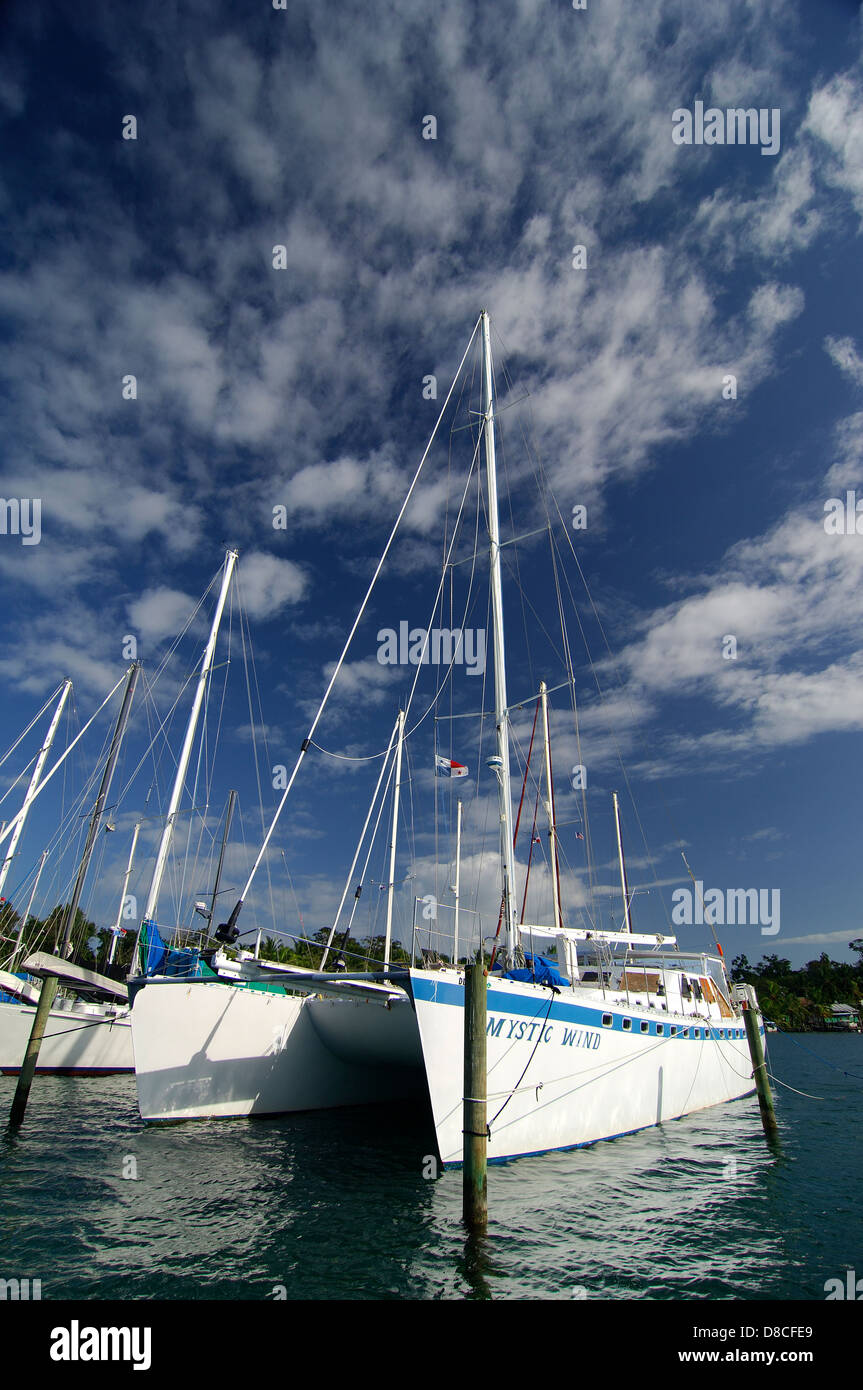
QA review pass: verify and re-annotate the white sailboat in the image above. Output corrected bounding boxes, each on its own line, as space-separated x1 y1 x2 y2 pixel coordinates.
130 312 763 1163
0 556 238 1079
0 671 138 1076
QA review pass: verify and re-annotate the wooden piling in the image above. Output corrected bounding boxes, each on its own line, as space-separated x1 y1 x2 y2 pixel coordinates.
8 975 60 1126
8 662 139 1128
741 991 779 1139
463 959 488 1229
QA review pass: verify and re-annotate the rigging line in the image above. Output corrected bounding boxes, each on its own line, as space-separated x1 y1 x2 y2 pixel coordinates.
350 752 400 963
319 713 399 968
113 664 200 811
237 593 277 942
489 987 557 1131
764 1022 863 1081
546 500 680 927
546 518 674 934
0 673 129 850
766 1071 826 1100
496 403 537 705
0 683 65 774
314 425 486 764
236 317 483 908
0 752 40 812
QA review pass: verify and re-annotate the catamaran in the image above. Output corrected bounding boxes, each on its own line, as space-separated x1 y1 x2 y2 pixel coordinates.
129 311 763 1164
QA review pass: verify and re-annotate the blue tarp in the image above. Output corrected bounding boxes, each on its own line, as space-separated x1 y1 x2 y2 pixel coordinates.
142 922 212 978
504 952 570 987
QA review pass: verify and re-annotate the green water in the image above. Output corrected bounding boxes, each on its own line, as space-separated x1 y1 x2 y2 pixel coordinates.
1 1034 860 1300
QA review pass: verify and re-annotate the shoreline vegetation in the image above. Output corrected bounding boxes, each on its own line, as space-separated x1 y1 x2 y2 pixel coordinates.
731 945 863 1032
4 901 862 1034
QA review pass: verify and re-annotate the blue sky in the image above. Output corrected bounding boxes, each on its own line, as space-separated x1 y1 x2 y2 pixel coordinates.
1 0 862 968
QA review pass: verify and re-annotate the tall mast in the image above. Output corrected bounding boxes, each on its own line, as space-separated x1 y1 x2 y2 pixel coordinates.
57 663 141 957
540 681 562 931
7 848 48 972
383 709 405 967
612 790 633 934
0 679 71 899
453 799 462 964
108 821 140 966
9 662 139 1125
209 789 237 926
142 549 238 925
481 310 519 962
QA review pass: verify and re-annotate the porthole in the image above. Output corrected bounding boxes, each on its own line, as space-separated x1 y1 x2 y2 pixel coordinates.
670 1026 678 1036
656 1023 664 1035
602 1013 613 1027
622 1018 632 1031
640 1020 649 1034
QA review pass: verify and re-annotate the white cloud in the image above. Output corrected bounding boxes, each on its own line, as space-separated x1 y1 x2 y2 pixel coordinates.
237 551 307 620
825 336 863 390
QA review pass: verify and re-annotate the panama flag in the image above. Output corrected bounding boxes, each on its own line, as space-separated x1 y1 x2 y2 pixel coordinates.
435 755 468 778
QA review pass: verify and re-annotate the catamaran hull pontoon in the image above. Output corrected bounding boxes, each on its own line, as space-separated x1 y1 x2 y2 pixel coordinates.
131 965 758 1163
0 998 132 1075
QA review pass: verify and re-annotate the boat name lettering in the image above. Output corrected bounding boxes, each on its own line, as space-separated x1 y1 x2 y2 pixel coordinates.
561 1025 601 1050
486 1015 554 1044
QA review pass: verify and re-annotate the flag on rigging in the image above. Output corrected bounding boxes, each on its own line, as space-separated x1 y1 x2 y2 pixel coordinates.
435 755 468 778
575 831 584 840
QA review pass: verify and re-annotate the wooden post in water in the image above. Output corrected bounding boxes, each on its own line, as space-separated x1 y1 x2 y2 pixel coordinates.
9 662 139 1127
463 957 488 1229
741 986 778 1139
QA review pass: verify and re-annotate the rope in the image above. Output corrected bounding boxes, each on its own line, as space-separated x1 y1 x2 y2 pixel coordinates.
766 1071 826 1101
489 986 557 1130
765 1020 863 1081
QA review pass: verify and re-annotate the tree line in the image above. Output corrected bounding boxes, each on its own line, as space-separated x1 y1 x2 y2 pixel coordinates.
731 943 863 1030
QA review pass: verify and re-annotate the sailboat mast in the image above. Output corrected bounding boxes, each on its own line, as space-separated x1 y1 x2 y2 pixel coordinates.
540 681 562 931
453 798 462 964
481 311 519 963
142 549 238 925
108 821 140 966
383 709 406 967
0 679 71 899
7 848 48 972
209 789 237 926
58 662 140 956
612 790 633 934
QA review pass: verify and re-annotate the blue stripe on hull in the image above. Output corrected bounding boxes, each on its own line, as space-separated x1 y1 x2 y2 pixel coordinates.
411 974 755 1041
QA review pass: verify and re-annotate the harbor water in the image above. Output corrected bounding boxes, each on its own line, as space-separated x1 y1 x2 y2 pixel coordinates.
1 1033 860 1301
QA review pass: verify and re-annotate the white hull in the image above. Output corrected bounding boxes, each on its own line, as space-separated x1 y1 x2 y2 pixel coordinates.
131 968 757 1163
132 979 423 1121
0 997 132 1074
411 971 756 1164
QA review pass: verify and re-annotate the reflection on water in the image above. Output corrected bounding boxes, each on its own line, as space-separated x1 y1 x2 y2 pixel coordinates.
1 1035 860 1299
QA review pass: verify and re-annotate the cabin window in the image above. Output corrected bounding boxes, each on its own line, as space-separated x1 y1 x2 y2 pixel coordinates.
670 1026 678 1036
622 1018 632 1031
640 1020 649 1034
656 1023 664 1035
602 1014 613 1027
681 978 692 998
683 1028 690 1038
